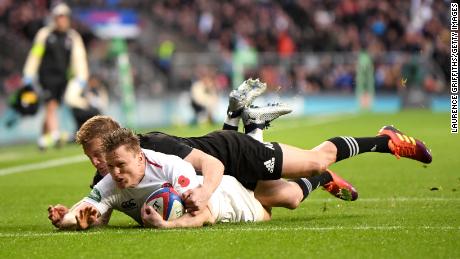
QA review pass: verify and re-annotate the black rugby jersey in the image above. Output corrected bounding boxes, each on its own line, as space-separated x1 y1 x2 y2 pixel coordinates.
91 130 283 190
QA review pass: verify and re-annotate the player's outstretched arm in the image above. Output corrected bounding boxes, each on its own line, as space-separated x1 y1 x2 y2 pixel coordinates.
48 201 101 230
48 204 69 227
183 148 224 213
141 203 214 229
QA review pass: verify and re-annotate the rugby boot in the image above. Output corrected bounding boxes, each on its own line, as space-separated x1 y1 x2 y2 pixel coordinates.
378 125 432 164
242 103 292 128
323 169 358 201
227 78 267 118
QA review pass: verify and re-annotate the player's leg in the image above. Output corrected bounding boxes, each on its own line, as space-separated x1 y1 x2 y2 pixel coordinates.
279 128 432 179
238 102 359 204
223 78 267 131
38 99 60 149
279 143 334 178
237 108 357 204
45 100 59 133
38 80 69 149
315 128 432 165
190 100 206 125
242 103 292 142
279 139 388 179
254 169 357 209
227 132 345 193
254 179 303 209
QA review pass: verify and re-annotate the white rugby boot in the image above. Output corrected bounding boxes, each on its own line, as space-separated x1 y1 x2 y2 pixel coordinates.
242 103 292 129
227 78 267 118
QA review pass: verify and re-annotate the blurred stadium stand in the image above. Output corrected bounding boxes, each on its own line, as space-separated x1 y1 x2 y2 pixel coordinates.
0 0 451 144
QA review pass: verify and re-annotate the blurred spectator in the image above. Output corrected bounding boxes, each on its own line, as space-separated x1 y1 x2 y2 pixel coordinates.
190 67 218 125
155 38 176 75
71 74 108 131
356 49 375 109
22 3 89 150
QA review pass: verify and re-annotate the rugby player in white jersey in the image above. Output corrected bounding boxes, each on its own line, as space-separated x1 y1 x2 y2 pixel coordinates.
49 79 361 227
51 128 270 230
48 79 432 229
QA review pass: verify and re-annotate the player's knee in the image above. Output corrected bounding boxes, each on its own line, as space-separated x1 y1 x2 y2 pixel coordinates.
300 150 331 175
318 160 329 173
305 159 327 175
262 208 272 221
313 150 334 171
285 195 302 210
314 141 337 164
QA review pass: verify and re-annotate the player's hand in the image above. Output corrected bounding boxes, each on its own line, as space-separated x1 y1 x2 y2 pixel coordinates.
182 186 211 215
75 206 98 230
47 204 69 228
141 203 166 228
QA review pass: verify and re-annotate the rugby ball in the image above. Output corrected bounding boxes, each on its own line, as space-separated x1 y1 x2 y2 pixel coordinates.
145 187 185 220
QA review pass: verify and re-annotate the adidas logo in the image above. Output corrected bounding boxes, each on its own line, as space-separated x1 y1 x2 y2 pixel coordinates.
264 142 275 150
264 157 275 173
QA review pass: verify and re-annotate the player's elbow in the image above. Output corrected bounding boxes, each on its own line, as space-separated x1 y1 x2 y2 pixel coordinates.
214 159 225 174
204 155 224 174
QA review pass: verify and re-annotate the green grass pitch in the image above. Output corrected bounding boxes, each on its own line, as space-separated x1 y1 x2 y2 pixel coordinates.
0 111 459 258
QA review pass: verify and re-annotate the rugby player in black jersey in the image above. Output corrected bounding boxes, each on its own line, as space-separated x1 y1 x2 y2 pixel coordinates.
48 79 432 226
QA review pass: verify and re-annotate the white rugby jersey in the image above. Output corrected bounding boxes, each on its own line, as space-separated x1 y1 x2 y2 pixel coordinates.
83 148 199 224
205 176 265 223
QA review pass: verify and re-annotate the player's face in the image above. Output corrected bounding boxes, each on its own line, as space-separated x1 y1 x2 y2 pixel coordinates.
105 145 145 189
55 15 70 32
83 138 109 176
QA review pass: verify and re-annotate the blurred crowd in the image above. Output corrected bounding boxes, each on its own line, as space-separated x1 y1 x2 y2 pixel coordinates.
0 0 46 86
152 0 449 93
0 0 48 41
0 0 451 98
0 0 95 94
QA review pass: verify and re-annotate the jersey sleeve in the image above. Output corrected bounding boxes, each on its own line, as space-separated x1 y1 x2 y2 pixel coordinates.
90 170 104 189
23 27 50 79
146 150 200 195
69 29 89 82
167 155 201 195
139 132 192 159
82 178 114 215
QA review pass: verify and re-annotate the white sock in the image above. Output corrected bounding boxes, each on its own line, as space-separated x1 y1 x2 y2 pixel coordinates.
38 134 54 148
51 131 61 141
224 116 240 127
247 128 264 143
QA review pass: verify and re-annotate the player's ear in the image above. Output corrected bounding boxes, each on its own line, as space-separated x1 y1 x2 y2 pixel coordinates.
138 151 144 163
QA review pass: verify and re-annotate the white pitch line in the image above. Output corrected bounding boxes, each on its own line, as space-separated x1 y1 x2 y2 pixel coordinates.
148 225 460 232
0 155 87 176
0 231 103 238
1 225 458 238
305 197 460 202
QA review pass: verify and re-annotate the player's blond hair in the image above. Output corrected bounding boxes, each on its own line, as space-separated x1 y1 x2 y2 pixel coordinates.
76 115 120 146
102 128 141 154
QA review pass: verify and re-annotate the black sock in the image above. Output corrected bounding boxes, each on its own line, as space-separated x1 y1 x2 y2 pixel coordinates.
291 172 333 201
223 123 238 131
223 115 239 131
244 123 264 134
327 136 391 162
